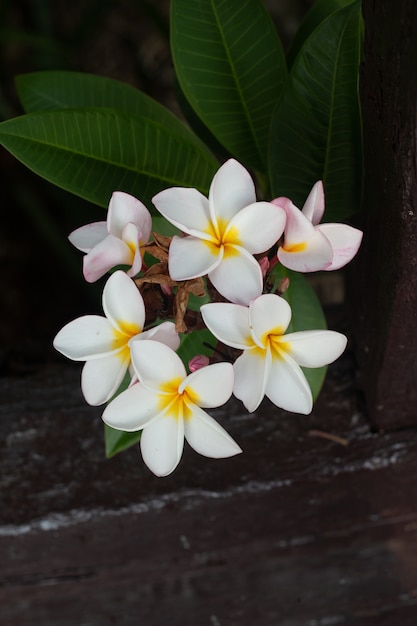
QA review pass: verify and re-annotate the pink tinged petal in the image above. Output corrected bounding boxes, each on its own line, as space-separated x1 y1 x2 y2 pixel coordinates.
102 271 145 335
130 340 186 392
139 321 180 351
233 348 270 413
277 229 333 272
68 222 108 252
108 191 152 241
81 352 130 406
201 302 251 350
284 330 347 368
208 245 263 305
277 198 316 247
152 187 212 237
249 294 292 347
184 404 242 458
225 201 286 254
266 351 313 414
209 159 256 224
316 223 363 270
121 222 143 277
168 235 222 281
53 315 116 360
140 414 184 476
102 383 161 431
180 362 234 408
83 235 134 283
301 181 325 225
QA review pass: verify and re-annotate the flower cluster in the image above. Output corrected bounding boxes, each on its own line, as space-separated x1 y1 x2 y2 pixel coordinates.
54 159 362 476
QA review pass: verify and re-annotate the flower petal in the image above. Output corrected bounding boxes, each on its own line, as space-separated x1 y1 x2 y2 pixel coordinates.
226 201 286 254
201 302 251 350
81 352 129 406
140 321 180 351
317 223 363 271
272 197 315 247
266 351 313 414
209 159 256 224
140 414 184 476
233 348 270 412
53 316 116 360
168 235 222 281
83 235 134 283
277 228 333 272
130 340 186 391
152 187 212 237
208 245 263 305
184 404 242 458
301 181 325 226
68 222 108 252
108 191 152 241
102 271 145 336
284 330 347 367
180 362 234 408
249 294 292 347
102 382 161 431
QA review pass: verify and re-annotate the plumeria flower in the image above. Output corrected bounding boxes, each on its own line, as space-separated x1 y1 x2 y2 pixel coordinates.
152 159 286 305
69 191 152 282
201 294 347 415
53 271 179 406
273 181 363 272
102 340 242 477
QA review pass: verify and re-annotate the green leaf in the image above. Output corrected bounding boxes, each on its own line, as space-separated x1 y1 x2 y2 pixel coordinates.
0 107 218 208
171 0 287 172
177 328 217 369
105 424 141 458
286 0 356 68
270 265 328 401
270 1 362 221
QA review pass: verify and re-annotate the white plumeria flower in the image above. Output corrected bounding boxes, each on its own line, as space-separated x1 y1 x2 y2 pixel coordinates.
69 191 152 283
201 294 347 415
102 340 242 477
273 181 363 272
152 159 286 305
53 271 179 406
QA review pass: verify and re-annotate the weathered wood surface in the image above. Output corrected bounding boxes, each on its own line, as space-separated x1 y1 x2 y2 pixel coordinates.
2 343 417 626
356 0 417 429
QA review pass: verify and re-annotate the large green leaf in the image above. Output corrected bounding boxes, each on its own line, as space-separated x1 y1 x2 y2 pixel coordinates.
171 0 287 173
270 1 362 221
0 107 218 208
105 425 141 458
270 265 328 401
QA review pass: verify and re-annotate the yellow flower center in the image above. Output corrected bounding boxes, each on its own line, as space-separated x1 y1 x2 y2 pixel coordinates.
112 320 142 360
249 326 291 360
283 241 307 253
203 217 241 258
158 377 200 421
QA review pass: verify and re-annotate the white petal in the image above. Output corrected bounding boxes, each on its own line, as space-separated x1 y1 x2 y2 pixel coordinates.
168 235 222 281
140 321 180 351
249 294 292 347
102 271 145 335
83 235 134 283
273 197 315 247
140 414 184 476
233 348 270 413
68 222 108 253
180 362 234 408
266 352 312 414
53 316 116 360
226 201 286 253
102 383 161 431
201 302 251 350
152 187 212 237
208 246 263 305
277 229 333 272
209 159 256 224
108 191 152 241
317 223 363 270
284 330 347 367
184 404 242 458
301 181 325 225
81 352 129 406
130 340 186 391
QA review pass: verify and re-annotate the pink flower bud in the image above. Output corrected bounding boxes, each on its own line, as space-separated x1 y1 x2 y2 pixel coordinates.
188 354 210 372
258 256 270 278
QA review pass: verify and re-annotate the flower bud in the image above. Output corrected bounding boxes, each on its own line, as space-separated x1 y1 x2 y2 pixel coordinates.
188 354 210 372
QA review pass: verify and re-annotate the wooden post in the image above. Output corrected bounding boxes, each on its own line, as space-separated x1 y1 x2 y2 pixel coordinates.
355 0 417 429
